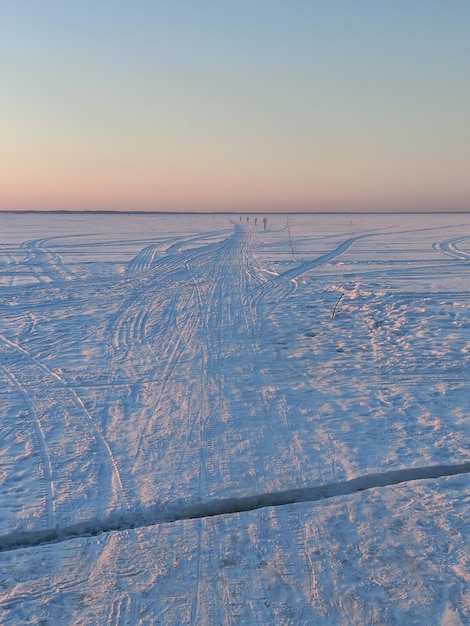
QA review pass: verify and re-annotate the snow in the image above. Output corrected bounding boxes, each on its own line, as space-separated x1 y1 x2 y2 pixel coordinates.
0 211 469 624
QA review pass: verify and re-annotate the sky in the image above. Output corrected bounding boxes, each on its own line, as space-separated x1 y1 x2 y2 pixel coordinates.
1 1 469 213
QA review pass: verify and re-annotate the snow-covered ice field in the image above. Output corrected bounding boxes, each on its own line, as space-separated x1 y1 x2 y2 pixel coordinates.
0 211 469 625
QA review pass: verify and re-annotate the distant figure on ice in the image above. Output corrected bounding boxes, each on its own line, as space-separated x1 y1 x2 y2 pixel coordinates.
263 217 267 230
255 217 258 225
247 216 249 224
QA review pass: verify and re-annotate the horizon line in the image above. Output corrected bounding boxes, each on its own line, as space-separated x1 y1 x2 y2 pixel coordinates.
1 209 469 216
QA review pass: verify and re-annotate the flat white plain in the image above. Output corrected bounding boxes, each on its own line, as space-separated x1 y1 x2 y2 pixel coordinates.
0 212 469 625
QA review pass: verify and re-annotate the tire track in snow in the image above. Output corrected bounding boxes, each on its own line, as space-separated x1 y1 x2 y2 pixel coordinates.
0 334 129 514
164 229 231 255
101 226 263 529
275 234 369 284
106 596 134 626
110 250 212 481
172 225 326 495
0 250 19 287
130 288 202 464
20 238 75 283
187 227 256 519
251 235 369 323
109 228 250 483
0 365 56 528
434 235 470 262
184 226 273 496
0 237 76 286
110 235 224 353
139 229 246 502
0 461 468 553
126 242 162 273
242 235 370 446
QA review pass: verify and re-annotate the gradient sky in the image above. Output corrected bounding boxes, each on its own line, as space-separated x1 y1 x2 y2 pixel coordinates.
1 1 469 212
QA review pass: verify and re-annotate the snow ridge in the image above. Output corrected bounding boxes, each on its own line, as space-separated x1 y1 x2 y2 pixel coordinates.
1 461 468 554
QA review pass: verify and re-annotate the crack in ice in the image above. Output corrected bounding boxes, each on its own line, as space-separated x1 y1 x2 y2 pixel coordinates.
0 462 468 554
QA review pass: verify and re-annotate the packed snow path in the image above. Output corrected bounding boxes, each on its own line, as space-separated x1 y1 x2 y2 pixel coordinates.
0 212 469 624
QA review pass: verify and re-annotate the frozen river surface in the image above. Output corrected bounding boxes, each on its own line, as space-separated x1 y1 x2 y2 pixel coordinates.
0 212 469 624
